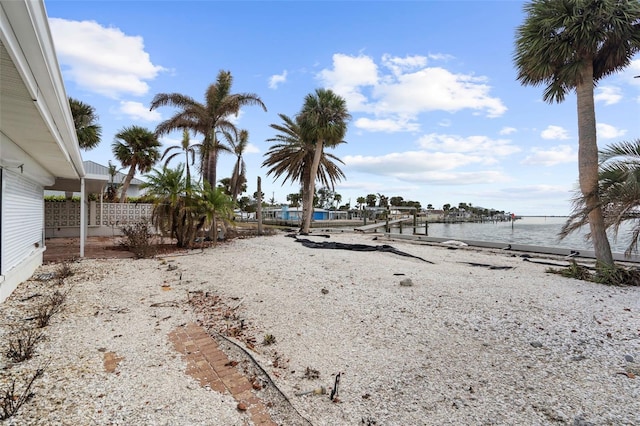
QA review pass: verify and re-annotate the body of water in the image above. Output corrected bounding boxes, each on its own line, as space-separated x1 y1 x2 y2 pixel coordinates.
392 216 635 254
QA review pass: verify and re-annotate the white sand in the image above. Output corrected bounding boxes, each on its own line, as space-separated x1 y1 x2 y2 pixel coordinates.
1 231 639 425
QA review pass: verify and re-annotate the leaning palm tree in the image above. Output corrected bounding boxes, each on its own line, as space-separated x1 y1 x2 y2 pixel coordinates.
112 125 161 203
298 89 351 233
514 0 640 269
562 139 640 257
69 97 102 150
150 70 266 189
263 113 346 220
161 129 197 189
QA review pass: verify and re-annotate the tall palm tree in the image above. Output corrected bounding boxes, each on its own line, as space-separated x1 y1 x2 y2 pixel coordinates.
262 113 346 216
298 89 351 233
514 0 640 268
150 70 266 189
562 139 640 257
69 97 102 150
161 129 197 189
228 129 250 206
112 125 161 203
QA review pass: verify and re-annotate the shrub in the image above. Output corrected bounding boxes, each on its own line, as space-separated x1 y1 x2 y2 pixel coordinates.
34 290 67 328
547 260 640 286
0 367 45 420
120 221 156 258
56 262 73 281
6 328 44 363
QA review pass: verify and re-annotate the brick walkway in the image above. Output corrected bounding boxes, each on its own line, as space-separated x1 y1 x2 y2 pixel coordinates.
169 322 277 426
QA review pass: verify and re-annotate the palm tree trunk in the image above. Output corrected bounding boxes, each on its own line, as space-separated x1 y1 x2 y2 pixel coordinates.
119 164 137 203
576 63 614 268
301 140 324 233
204 150 217 189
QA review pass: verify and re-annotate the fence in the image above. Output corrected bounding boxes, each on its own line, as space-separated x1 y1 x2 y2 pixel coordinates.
45 200 154 238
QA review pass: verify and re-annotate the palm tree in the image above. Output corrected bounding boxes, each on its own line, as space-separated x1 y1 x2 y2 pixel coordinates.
562 139 640 257
143 164 189 245
262 113 346 216
69 97 102 150
112 125 161 203
197 182 235 244
297 89 351 233
514 0 640 268
161 129 197 188
105 160 119 202
150 70 266 189
227 129 250 206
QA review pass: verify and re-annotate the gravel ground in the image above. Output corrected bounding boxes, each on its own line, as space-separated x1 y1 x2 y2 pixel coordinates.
1 231 639 425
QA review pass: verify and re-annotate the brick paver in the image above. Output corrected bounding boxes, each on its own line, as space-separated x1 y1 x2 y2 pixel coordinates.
169 323 277 426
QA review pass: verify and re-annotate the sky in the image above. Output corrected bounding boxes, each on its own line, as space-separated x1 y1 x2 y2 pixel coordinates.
43 0 640 216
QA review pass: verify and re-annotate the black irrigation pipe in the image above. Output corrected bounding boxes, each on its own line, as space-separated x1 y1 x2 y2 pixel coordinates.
294 238 434 264
210 330 314 426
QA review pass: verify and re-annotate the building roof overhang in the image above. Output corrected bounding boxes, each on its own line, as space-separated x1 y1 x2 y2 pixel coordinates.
0 0 84 184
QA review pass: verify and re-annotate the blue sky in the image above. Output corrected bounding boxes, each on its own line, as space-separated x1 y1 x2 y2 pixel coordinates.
44 0 640 216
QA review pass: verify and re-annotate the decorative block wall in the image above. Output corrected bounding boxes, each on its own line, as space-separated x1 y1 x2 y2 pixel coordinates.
97 202 154 226
45 200 81 227
45 201 153 229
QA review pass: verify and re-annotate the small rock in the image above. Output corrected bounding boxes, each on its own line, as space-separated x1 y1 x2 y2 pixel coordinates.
321 288 329 294
237 402 248 411
573 416 595 426
624 354 634 363
399 278 413 287
530 341 543 348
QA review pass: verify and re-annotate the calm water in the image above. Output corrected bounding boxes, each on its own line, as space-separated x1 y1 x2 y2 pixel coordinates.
393 216 635 254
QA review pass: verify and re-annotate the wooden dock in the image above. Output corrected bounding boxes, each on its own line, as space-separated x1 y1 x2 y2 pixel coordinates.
354 218 413 233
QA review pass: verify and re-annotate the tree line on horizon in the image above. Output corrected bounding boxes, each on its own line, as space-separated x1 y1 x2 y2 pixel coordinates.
68 0 640 278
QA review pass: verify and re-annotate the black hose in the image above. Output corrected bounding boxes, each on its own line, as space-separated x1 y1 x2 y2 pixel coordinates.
211 330 314 426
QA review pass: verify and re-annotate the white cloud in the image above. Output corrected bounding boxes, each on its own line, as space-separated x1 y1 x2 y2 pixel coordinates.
268 70 288 89
417 133 520 158
541 125 570 140
341 132 519 186
245 143 260 154
499 127 517 135
345 151 484 174
118 101 161 122
483 184 572 200
595 86 623 105
522 145 576 166
597 123 626 139
228 110 244 125
49 18 165 99
354 117 420 133
317 53 506 125
381 54 427 76
317 54 378 113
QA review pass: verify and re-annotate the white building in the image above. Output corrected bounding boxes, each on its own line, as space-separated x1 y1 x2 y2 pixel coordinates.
45 160 147 199
0 0 85 302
